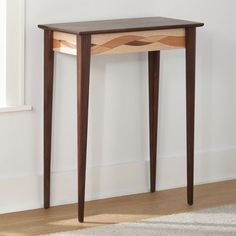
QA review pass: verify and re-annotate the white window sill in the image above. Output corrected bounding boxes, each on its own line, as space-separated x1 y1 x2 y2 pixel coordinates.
0 105 32 113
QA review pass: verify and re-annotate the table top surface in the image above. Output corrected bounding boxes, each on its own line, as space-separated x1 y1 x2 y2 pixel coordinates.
38 17 204 35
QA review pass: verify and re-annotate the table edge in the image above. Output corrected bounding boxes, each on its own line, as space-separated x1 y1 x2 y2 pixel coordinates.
38 23 204 35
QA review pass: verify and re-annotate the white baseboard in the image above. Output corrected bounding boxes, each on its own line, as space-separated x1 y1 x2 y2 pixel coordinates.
1 147 236 214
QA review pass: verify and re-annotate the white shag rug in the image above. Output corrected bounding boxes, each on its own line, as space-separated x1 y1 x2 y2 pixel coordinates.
47 205 236 236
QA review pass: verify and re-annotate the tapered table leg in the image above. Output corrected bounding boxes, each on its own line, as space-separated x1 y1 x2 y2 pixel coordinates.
77 34 91 223
148 51 160 193
44 30 54 209
186 27 196 205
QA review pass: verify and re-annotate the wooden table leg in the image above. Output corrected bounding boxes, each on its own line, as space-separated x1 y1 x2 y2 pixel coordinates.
186 27 196 205
77 34 91 223
44 30 54 209
148 51 160 193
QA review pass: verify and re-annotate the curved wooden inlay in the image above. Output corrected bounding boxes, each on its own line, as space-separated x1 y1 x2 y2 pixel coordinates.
53 32 77 55
53 39 76 49
53 39 61 48
159 36 185 47
126 41 151 46
102 35 144 48
53 28 186 56
91 28 185 55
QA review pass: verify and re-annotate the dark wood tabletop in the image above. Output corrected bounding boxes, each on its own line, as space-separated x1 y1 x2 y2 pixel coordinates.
38 17 204 35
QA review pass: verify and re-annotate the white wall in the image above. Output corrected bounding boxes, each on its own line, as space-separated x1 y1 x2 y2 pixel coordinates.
1 0 236 214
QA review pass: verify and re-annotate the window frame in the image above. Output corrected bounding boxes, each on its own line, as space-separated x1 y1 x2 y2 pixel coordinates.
0 0 6 106
0 0 32 113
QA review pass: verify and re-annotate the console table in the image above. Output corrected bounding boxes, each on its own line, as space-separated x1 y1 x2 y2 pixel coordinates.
38 17 204 223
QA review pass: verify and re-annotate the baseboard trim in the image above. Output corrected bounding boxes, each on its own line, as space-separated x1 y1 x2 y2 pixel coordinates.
1 147 236 214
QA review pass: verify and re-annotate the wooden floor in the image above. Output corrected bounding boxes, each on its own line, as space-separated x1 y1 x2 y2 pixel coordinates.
0 180 236 236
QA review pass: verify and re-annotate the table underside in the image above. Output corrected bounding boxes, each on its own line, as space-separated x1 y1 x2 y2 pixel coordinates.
53 28 186 56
